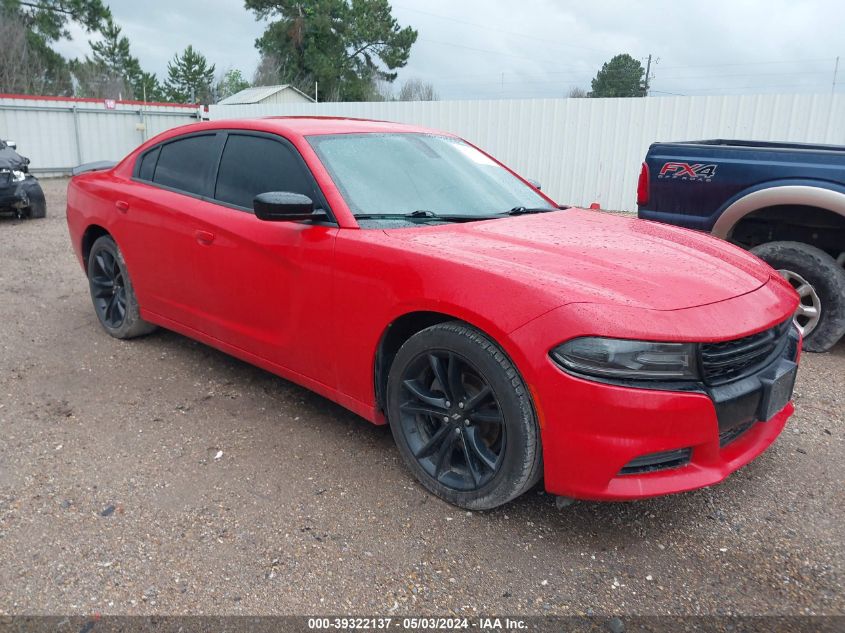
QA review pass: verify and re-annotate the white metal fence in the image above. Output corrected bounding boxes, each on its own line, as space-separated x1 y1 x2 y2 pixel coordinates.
2 93 843 211
0 96 200 177
209 93 845 211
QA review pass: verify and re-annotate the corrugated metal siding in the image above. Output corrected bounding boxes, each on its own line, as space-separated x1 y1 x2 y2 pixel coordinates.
218 85 315 105
264 89 315 105
3 94 843 208
0 97 199 177
208 93 845 211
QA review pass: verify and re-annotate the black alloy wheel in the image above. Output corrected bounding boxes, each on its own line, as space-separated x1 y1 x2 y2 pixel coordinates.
87 235 157 339
387 322 542 510
90 248 128 329
398 350 506 491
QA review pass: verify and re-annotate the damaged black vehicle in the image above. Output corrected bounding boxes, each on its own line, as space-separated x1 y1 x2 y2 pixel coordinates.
0 140 46 219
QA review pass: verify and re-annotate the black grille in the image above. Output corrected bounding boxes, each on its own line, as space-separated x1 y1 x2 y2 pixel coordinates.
719 421 755 447
0 170 11 187
619 448 692 475
700 320 792 385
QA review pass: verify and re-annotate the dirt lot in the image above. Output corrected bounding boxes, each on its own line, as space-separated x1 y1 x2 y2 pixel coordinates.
0 178 843 616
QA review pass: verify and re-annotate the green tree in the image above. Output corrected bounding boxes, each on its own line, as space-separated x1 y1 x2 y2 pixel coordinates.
72 17 137 98
0 0 111 95
90 17 138 76
69 57 126 98
134 70 165 102
164 45 216 103
244 0 417 102
217 68 251 101
590 53 646 98
2 0 110 43
71 17 165 101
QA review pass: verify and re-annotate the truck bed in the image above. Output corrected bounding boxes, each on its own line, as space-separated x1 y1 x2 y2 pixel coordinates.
673 139 845 154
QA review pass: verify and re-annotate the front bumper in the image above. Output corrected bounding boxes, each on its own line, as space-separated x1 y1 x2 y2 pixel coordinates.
0 181 30 210
509 280 800 501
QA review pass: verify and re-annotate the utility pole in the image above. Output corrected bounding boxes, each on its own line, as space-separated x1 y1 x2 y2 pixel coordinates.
833 56 840 94
644 54 652 97
315 81 319 103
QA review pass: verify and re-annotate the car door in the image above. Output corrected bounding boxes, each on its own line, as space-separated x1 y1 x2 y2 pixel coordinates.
116 131 225 331
181 131 339 387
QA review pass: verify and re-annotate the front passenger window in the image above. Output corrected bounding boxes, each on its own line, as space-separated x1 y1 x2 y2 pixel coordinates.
215 134 317 210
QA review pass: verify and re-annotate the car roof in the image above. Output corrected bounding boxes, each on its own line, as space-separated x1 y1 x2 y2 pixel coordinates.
186 116 451 138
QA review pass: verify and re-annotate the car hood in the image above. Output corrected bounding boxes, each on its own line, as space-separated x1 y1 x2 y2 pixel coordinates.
386 209 772 311
0 147 28 171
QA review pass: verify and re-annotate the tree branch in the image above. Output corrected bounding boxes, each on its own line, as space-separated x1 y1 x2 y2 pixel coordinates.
344 41 388 61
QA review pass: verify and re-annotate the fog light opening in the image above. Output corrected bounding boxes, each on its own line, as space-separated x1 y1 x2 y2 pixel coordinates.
619 448 692 476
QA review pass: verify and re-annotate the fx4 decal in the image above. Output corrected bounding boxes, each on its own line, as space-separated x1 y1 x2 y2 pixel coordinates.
658 162 718 181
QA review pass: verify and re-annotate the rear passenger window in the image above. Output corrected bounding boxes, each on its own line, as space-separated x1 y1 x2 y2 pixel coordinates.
214 134 316 210
137 146 160 181
153 134 218 196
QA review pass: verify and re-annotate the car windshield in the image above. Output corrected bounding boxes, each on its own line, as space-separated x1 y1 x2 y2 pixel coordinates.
308 133 553 218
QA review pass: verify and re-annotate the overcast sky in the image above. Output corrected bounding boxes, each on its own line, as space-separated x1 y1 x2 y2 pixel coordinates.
54 0 844 100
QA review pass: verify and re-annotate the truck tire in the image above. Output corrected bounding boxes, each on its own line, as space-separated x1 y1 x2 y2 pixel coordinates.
751 241 845 352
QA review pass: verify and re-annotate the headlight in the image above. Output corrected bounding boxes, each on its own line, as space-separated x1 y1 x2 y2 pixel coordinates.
11 170 26 182
551 337 699 381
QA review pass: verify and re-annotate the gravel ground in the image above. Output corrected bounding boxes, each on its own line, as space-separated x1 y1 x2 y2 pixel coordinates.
0 178 842 616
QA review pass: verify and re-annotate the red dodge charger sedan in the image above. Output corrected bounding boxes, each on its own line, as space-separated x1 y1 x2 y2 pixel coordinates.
67 117 800 509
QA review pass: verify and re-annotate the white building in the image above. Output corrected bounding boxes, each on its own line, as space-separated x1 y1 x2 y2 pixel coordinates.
217 85 316 106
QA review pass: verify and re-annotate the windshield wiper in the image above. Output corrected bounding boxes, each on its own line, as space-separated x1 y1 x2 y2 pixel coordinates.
506 206 558 216
354 210 491 222
353 208 561 223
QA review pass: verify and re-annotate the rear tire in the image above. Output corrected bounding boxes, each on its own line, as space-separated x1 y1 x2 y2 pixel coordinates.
386 322 542 510
751 241 845 352
87 235 157 339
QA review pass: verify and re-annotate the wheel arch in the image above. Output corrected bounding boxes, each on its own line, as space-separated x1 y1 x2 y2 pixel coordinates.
373 311 459 412
713 184 845 240
81 224 112 272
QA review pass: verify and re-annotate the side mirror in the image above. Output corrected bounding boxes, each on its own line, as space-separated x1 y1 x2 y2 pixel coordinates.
253 192 327 222
526 178 541 190
5 141 16 150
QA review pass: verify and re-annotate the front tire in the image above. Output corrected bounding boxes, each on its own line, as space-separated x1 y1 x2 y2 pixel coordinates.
751 241 845 352
22 183 46 219
87 235 157 339
386 322 542 510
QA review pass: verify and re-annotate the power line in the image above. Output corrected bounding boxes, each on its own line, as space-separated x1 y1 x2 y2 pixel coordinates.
394 3 623 57
416 37 567 67
661 81 836 92
657 70 833 80
658 57 837 70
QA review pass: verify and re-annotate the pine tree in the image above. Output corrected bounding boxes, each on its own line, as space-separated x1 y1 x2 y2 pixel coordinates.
134 71 165 102
244 0 417 101
164 46 216 103
0 0 111 96
590 54 646 98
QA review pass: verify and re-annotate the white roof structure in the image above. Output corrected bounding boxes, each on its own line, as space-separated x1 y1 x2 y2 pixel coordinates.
217 84 315 105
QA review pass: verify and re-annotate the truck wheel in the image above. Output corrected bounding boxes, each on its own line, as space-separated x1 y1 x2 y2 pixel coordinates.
751 241 845 352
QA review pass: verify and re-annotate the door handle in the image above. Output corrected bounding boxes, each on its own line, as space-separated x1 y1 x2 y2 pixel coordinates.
115 200 129 213
195 229 215 245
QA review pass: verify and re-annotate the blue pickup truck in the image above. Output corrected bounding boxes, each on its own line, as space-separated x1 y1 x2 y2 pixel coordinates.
637 139 845 352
